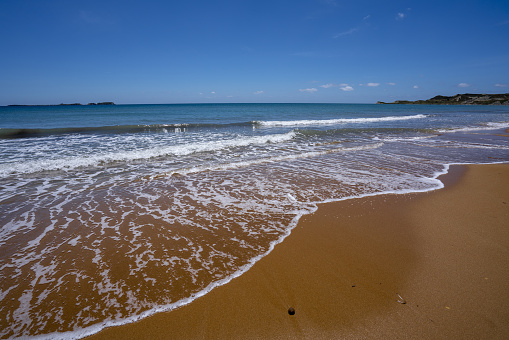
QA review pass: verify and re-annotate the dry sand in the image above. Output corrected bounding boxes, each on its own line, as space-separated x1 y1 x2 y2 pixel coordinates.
88 163 509 339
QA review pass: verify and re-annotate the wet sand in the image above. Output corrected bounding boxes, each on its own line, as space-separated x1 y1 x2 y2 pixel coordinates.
88 163 509 339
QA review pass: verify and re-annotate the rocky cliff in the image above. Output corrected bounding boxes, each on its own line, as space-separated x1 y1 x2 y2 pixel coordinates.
378 93 509 105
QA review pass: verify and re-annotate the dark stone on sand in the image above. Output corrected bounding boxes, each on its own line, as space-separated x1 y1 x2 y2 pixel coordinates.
288 307 295 315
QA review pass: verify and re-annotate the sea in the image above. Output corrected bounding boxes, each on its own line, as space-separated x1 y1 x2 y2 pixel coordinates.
0 103 508 339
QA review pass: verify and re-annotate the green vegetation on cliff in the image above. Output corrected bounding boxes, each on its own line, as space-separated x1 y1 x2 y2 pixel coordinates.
378 93 509 105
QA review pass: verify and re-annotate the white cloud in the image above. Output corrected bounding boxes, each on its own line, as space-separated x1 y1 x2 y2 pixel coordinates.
494 83 508 87
334 14 372 39
458 83 470 87
299 88 318 93
320 83 351 89
413 85 419 89
253 90 264 95
367 82 380 87
340 85 354 91
396 9 410 20
387 82 396 86
333 28 358 38
211 91 216 94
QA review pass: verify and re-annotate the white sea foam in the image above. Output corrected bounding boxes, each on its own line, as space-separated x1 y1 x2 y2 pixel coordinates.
437 121 509 133
257 114 427 127
416 140 509 150
0 131 296 177
68 235 81 247
381 135 436 142
149 142 384 180
21 160 483 340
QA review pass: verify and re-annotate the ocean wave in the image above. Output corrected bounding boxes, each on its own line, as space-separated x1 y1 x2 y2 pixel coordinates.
295 127 435 137
0 121 257 139
0 131 297 177
0 114 431 139
436 121 509 133
255 114 428 127
146 142 385 180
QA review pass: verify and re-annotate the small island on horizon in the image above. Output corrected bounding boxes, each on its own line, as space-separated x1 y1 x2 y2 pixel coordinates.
378 93 509 105
7 102 115 107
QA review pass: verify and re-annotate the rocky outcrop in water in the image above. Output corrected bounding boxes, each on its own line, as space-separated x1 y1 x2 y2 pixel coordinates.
8 102 115 107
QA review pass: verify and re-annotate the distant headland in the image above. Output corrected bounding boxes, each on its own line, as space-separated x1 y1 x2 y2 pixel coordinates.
7 102 115 107
378 93 509 105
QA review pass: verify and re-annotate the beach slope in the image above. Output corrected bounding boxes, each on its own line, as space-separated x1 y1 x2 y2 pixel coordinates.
88 163 509 339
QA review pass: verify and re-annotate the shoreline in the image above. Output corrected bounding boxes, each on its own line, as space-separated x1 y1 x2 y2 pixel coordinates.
86 162 509 339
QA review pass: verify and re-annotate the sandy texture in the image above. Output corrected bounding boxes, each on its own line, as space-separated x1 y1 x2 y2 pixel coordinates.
88 164 509 339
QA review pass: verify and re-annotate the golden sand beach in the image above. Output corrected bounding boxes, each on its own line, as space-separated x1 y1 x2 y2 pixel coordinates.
88 163 509 339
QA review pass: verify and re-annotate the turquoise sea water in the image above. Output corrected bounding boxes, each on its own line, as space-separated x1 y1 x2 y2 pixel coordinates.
0 103 508 339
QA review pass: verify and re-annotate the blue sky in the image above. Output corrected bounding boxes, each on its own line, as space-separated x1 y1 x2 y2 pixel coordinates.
1 0 508 105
